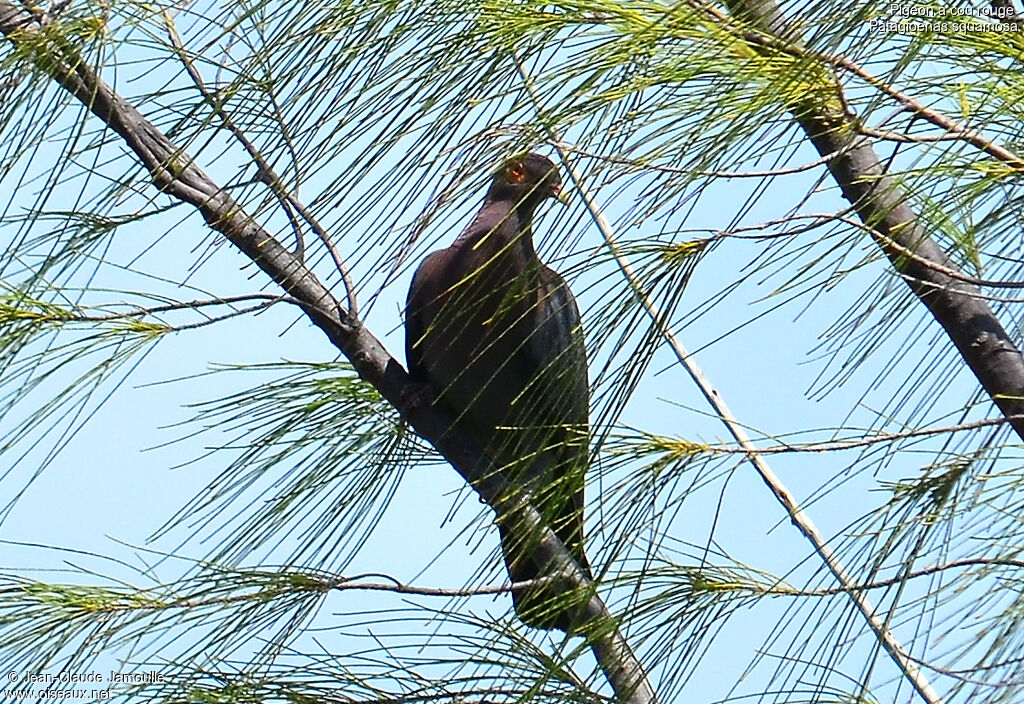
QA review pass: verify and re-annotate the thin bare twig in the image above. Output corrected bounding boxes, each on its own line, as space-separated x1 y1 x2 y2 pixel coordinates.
61 575 565 614
703 210 1024 303
859 125 977 145
1 293 298 331
479 124 856 178
544 135 850 178
654 413 1023 456
827 212 1024 290
795 556 1024 597
163 13 359 319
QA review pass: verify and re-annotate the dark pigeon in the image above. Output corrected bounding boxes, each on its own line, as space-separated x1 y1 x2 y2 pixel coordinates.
405 153 590 630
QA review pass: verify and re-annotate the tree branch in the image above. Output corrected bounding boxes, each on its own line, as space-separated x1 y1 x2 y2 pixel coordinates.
719 0 1024 454
163 12 359 317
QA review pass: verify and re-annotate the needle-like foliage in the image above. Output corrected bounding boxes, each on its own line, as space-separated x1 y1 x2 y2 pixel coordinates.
2 0 1024 702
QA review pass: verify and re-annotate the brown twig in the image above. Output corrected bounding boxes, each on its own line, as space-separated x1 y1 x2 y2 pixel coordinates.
648 413 1022 456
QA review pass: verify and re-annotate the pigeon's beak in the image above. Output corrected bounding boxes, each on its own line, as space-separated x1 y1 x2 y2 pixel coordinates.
551 183 570 206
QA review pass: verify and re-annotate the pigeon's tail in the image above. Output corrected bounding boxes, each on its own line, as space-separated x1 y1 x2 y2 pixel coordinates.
499 522 591 632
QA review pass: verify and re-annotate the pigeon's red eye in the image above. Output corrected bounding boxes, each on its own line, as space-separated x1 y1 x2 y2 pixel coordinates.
508 163 526 183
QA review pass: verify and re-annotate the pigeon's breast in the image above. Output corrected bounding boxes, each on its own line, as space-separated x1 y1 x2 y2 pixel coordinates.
419 248 545 467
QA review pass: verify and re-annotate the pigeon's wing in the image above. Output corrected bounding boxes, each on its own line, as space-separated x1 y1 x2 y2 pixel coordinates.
497 262 591 630
522 264 590 573
532 266 589 428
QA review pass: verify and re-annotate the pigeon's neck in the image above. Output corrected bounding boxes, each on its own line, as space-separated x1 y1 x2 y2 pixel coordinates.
455 197 539 261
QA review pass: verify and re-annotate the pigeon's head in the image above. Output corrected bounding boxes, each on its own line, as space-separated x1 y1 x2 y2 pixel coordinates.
488 153 564 207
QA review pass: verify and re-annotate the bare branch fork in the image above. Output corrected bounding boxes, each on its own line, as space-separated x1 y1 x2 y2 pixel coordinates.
162 13 358 318
0 4 655 703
